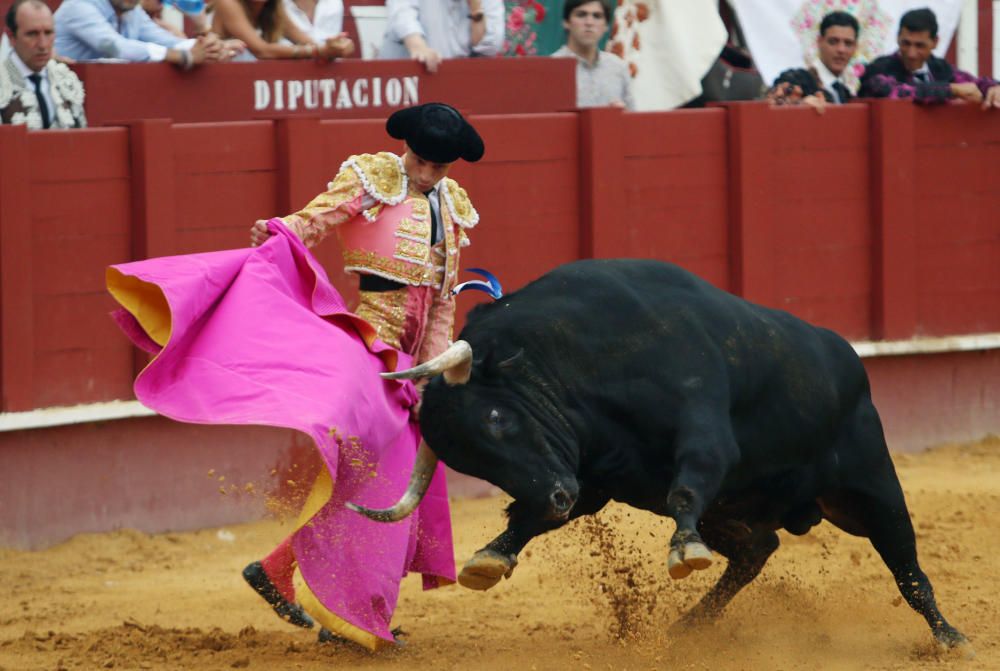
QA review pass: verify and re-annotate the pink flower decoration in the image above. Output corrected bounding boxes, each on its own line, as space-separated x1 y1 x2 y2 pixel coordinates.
510 6 525 31
533 1 545 22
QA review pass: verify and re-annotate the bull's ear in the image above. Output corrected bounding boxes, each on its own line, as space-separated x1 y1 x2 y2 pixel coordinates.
497 348 524 369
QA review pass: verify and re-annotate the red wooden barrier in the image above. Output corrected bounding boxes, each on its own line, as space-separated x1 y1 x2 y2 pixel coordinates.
620 109 731 288
70 58 576 126
912 103 1000 335
3 101 1000 413
1 126 135 410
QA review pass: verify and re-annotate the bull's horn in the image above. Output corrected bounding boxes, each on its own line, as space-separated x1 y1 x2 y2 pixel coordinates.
381 340 472 385
345 440 439 522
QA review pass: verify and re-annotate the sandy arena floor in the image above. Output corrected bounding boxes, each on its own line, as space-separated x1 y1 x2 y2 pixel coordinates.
1 436 998 671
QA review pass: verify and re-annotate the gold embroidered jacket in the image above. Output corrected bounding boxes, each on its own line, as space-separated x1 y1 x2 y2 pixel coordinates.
282 152 479 295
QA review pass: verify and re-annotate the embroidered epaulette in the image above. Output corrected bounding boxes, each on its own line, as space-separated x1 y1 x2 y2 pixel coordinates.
0 63 15 110
441 178 479 229
48 61 85 106
341 152 408 206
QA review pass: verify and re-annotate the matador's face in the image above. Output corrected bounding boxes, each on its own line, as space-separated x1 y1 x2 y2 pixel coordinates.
402 144 453 193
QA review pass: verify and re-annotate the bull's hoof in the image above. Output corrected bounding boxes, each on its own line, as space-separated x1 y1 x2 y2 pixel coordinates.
935 629 975 659
667 542 713 580
458 550 517 591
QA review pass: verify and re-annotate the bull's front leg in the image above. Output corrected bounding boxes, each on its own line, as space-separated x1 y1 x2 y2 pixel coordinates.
459 493 608 590
665 414 739 580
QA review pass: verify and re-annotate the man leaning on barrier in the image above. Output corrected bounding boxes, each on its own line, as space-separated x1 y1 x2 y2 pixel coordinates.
379 0 504 73
767 11 859 113
860 7 1000 109
551 0 634 110
54 0 238 68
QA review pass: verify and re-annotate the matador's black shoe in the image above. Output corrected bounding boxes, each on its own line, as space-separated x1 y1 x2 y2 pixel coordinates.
242 561 314 629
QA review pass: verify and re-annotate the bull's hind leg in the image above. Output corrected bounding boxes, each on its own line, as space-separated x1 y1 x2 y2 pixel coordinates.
674 522 779 628
821 401 971 653
665 414 740 579
459 494 609 591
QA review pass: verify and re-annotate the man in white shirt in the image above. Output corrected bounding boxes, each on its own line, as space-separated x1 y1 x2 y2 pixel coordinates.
1 0 86 128
551 0 634 110
54 0 224 67
767 11 859 108
379 0 503 73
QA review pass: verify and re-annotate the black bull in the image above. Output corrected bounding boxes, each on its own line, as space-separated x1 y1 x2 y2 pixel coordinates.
349 259 969 651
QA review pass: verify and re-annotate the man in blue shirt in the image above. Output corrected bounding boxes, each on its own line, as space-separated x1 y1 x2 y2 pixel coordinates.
54 0 225 67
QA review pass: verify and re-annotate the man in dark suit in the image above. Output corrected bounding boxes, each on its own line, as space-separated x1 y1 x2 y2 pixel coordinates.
859 7 1000 109
1 0 87 129
767 11 859 109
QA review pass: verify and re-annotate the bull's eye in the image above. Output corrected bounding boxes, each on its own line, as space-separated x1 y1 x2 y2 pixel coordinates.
486 408 507 436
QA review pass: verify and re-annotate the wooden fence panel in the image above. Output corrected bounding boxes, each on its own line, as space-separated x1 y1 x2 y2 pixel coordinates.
172 122 280 254
25 129 134 408
913 105 1000 335
767 105 872 340
621 109 730 290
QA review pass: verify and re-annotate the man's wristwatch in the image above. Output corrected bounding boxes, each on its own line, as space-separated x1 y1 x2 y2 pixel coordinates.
469 10 485 21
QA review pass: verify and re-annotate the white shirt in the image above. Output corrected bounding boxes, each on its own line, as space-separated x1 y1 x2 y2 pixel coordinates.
9 50 55 118
380 0 504 60
281 0 343 43
551 45 635 110
814 60 851 102
912 64 933 82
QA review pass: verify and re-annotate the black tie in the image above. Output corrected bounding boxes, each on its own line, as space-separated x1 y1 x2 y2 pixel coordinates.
831 81 850 104
913 71 928 83
28 73 51 129
425 190 440 245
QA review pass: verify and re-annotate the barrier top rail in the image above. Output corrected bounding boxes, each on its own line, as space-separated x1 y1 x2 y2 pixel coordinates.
70 58 577 126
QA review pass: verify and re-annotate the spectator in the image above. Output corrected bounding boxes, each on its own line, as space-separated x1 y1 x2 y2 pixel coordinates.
860 8 1000 109
141 0 187 37
1 0 86 128
282 0 343 43
379 0 504 73
140 0 247 57
54 0 231 67
768 11 859 110
551 0 633 110
211 0 352 60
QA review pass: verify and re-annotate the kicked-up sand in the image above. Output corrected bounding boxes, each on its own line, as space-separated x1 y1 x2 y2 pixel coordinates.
1 436 998 671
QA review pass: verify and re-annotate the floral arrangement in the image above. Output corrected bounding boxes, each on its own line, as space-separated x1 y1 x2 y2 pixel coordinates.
504 0 547 56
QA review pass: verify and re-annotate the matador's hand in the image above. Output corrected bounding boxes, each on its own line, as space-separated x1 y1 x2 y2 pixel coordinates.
250 220 273 247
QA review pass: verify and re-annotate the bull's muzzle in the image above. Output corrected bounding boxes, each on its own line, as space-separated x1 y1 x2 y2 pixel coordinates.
545 483 577 521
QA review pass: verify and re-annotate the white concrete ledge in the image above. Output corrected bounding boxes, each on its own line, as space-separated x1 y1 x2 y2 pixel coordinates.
3 333 1000 432
0 400 156 432
851 333 1000 358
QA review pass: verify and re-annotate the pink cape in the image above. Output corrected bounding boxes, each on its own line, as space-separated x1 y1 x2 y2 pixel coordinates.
106 221 455 644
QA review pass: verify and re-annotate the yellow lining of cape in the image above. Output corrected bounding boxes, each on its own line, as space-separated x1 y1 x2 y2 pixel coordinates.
291 469 387 652
105 268 172 347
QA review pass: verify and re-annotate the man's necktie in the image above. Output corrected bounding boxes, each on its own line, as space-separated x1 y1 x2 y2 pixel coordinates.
27 73 51 129
425 190 440 245
831 81 850 104
913 71 928 83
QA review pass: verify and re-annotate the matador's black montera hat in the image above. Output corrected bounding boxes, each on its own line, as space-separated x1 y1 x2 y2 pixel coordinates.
386 102 485 164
